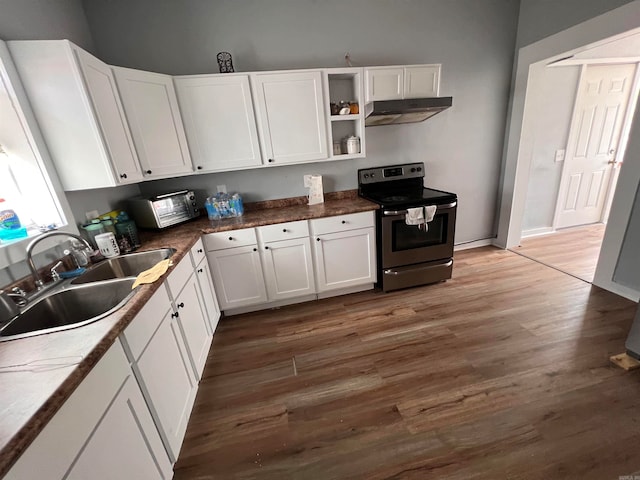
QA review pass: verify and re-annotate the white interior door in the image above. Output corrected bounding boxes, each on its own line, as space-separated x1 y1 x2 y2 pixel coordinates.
555 63 637 228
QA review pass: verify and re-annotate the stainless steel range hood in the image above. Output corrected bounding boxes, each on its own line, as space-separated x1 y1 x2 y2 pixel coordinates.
364 97 453 126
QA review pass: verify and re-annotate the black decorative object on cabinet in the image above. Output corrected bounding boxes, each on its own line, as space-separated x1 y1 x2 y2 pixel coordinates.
217 52 234 73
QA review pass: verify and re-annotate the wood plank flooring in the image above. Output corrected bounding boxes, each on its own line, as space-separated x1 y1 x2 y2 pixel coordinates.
511 224 605 283
173 246 640 480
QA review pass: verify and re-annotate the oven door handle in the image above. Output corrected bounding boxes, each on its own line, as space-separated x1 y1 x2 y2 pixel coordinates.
382 201 457 216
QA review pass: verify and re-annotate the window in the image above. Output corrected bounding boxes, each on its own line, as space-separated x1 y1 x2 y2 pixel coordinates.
0 41 75 270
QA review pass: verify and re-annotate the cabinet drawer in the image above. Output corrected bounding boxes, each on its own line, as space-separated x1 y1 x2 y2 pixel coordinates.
310 211 375 236
121 285 172 362
166 255 194 298
190 237 206 267
257 220 309 243
203 228 257 250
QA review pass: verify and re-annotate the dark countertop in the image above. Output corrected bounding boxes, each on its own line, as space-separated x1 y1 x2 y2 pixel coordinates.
0 191 378 476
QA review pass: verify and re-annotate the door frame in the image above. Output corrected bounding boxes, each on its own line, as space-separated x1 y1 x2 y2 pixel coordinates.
551 62 640 230
496 1 640 301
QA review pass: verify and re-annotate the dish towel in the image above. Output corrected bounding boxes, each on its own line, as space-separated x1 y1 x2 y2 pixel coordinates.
405 207 425 226
132 259 173 289
424 205 437 222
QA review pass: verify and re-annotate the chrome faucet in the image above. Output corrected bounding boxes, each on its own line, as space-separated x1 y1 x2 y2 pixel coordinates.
26 231 93 289
0 290 25 326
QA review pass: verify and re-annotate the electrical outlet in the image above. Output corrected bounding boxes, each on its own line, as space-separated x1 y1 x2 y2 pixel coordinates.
216 184 227 194
555 149 565 163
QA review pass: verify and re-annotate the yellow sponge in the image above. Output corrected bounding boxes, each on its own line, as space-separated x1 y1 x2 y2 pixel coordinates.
132 259 173 289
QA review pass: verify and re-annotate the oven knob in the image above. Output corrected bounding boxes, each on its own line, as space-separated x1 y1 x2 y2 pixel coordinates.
189 195 195 200
410 167 416 173
417 167 422 172
364 174 369 179
192 202 197 206
371 173 375 178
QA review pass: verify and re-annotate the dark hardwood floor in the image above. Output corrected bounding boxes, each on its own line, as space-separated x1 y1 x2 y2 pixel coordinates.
174 246 640 480
511 224 606 283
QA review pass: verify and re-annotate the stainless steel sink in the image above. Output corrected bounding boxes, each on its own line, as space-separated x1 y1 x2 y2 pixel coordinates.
0 278 137 341
71 248 176 284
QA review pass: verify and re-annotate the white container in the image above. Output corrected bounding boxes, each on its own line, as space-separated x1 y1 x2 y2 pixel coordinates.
345 136 360 154
95 232 120 258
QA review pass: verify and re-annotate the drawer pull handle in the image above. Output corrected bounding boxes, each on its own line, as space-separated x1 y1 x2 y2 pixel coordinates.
197 268 203 273
265 246 270 250
146 170 152 175
197 166 203 170
282 229 287 233
171 312 179 318
120 173 127 179
268 158 274 163
341 220 347 224
316 238 320 242
228 237 233 241
253 248 257 252
177 302 185 309
197 248 203 253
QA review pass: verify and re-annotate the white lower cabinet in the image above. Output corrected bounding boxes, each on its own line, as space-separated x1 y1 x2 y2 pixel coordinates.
122 284 199 464
310 211 377 292
191 239 222 333
208 244 268 310
5 341 172 480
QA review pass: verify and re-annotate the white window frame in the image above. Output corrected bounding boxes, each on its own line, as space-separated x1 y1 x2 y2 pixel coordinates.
0 41 76 270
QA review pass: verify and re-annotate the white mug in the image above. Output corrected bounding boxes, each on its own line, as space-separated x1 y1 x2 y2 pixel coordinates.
95 232 120 258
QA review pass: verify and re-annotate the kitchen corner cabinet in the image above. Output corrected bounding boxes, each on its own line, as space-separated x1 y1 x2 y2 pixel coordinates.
204 228 268 310
365 64 441 102
251 71 328 165
5 341 172 480
113 66 193 178
121 284 199 463
174 74 262 172
7 40 142 190
190 238 222 333
166 252 214 380
311 211 377 292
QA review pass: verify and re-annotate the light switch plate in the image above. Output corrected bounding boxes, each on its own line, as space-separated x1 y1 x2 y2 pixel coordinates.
555 149 565 163
216 184 227 193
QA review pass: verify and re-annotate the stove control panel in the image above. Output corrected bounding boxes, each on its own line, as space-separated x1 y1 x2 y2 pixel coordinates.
358 162 425 185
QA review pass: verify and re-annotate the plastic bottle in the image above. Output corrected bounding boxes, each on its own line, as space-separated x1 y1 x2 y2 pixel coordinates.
115 211 140 248
0 198 28 242
81 219 105 249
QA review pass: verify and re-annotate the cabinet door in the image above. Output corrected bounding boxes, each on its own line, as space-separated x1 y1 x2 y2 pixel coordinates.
208 245 267 310
252 71 328 164
74 47 143 184
404 65 440 98
66 376 172 480
175 273 213 379
313 227 376 292
196 259 222 333
365 67 404 102
135 307 198 462
261 237 316 300
174 75 262 171
113 66 193 178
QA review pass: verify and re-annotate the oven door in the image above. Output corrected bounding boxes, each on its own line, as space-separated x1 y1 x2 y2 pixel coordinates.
380 201 456 269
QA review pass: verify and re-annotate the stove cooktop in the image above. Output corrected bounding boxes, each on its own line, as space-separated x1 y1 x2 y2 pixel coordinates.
359 186 457 209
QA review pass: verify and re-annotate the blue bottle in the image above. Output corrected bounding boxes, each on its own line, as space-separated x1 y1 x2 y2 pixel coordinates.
0 198 28 242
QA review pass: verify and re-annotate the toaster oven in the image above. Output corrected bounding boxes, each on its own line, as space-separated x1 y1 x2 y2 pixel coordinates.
127 190 200 229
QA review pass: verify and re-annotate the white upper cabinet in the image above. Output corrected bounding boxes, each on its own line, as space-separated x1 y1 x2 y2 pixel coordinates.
365 64 441 102
251 71 328 165
113 67 193 178
174 74 262 172
8 40 142 190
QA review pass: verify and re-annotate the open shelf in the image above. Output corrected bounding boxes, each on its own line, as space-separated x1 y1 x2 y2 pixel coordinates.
324 68 365 159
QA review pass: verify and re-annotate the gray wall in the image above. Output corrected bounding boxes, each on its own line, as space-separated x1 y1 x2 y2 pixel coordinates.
83 0 520 244
522 65 580 233
516 0 635 48
0 0 94 49
615 182 640 290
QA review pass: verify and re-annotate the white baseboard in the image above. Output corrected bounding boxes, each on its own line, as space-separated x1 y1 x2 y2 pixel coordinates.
592 279 640 302
521 227 555 239
454 239 495 251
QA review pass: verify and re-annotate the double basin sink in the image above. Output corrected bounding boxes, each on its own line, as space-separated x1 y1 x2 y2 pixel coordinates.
0 248 176 342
